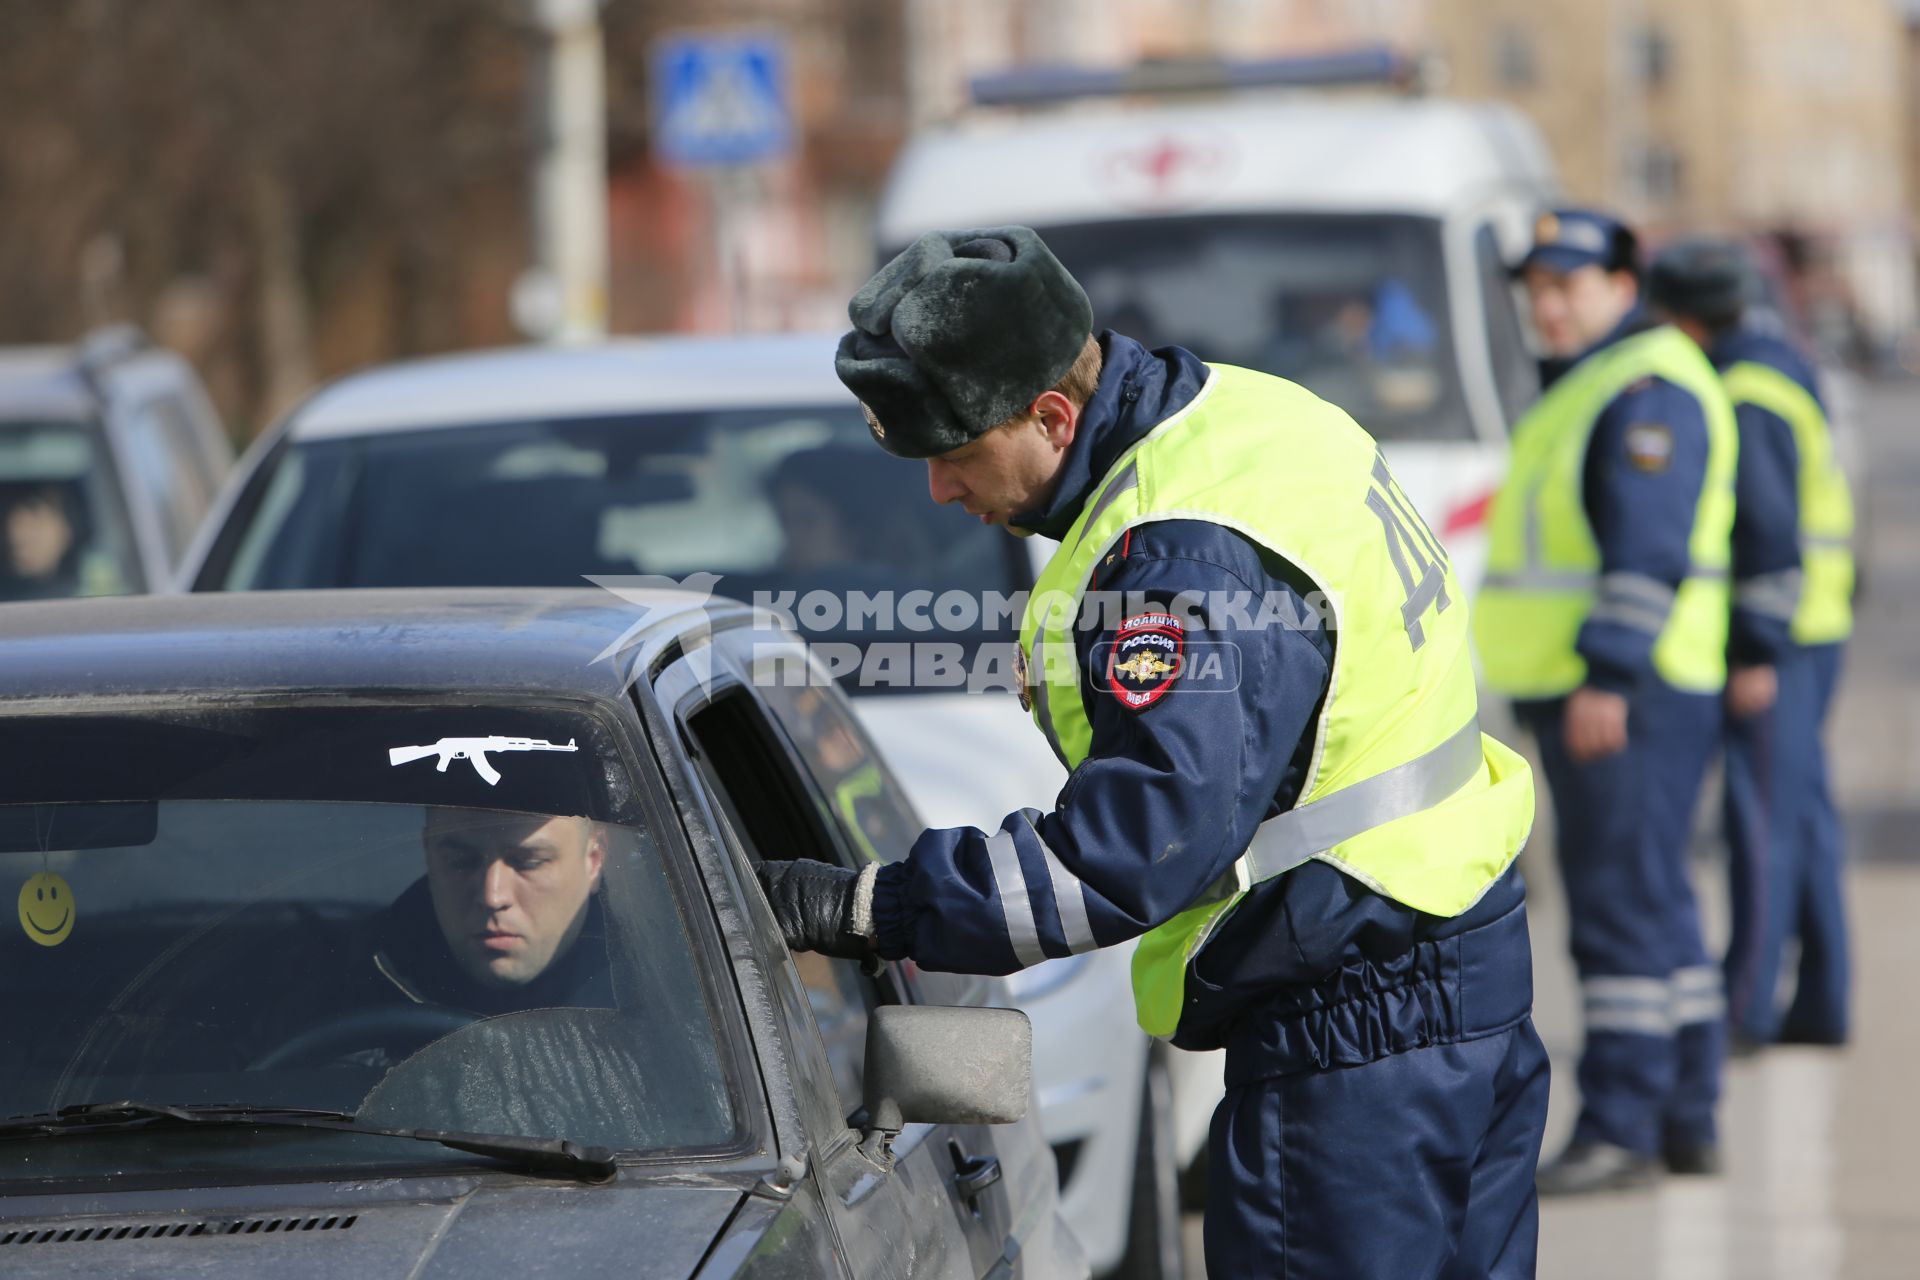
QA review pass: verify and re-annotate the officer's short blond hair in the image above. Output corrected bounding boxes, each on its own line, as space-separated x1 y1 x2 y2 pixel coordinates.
990 334 1104 432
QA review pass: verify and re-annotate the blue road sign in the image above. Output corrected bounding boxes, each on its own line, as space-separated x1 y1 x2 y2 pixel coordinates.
651 30 793 169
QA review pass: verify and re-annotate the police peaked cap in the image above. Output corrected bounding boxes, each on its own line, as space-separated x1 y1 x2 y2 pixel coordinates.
835 226 1094 459
1520 207 1639 276
1647 238 1752 324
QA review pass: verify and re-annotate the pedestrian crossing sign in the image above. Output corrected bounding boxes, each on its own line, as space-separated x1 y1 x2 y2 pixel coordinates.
651 30 793 169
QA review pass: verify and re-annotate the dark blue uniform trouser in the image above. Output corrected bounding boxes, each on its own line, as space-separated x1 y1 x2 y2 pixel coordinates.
1723 642 1849 1042
1205 901 1548 1278
1524 682 1724 1154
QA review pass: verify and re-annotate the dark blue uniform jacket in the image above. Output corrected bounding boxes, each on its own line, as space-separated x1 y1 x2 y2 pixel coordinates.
1712 326 1816 664
872 334 1528 1069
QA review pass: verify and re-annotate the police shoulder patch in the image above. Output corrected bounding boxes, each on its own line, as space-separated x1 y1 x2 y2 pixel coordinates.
1107 612 1184 711
1624 422 1674 473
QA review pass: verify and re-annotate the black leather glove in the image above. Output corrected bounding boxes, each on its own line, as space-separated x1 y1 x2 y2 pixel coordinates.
756 858 876 960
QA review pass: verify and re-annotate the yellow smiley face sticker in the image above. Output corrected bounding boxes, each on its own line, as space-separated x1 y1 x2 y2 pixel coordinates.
19 872 74 947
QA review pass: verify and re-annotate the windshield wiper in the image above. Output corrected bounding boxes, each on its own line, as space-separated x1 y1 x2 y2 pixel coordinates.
0 1100 618 1183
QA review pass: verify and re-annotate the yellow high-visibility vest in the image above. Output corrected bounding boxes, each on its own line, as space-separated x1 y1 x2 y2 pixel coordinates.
1475 325 1738 698
1019 364 1534 1038
1720 360 1854 645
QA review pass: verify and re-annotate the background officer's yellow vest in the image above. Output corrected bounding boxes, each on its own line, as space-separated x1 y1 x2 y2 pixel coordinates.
1720 360 1855 645
1475 325 1738 698
1018 364 1535 1038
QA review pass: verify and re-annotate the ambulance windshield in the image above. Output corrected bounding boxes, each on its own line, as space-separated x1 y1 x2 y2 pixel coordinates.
1036 213 1472 441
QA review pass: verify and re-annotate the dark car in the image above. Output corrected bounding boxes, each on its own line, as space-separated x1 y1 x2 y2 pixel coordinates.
0 589 1083 1278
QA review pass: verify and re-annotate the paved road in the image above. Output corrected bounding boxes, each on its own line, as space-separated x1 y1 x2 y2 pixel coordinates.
1180 375 1920 1278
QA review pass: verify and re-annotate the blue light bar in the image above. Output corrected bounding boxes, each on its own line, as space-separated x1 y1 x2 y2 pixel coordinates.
969 45 1414 108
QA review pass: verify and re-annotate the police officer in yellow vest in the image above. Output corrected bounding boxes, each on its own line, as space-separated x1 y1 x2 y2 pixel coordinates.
1477 210 1739 1194
756 227 1546 1277
1649 240 1854 1049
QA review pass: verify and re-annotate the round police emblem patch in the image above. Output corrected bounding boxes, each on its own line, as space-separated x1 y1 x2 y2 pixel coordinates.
1106 612 1184 711
1624 422 1674 473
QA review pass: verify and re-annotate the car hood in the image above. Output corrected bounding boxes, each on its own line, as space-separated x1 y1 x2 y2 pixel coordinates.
0 1175 745 1279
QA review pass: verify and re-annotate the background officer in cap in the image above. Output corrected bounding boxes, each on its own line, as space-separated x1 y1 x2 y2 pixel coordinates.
1477 209 1739 1194
758 225 1546 1278
1650 239 1855 1050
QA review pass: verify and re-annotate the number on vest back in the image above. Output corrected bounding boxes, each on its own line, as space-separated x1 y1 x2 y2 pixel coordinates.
1364 451 1451 651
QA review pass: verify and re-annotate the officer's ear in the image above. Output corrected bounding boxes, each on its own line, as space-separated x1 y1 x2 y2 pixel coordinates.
1608 225 1644 302
1029 389 1079 452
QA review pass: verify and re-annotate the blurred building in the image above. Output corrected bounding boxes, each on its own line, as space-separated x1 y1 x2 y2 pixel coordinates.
4 0 1913 439
1432 0 1914 354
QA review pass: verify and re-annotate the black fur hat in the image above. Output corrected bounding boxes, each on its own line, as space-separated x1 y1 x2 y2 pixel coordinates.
1648 238 1752 325
835 226 1094 459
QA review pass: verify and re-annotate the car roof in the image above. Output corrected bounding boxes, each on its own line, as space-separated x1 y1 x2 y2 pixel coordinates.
0 347 97 422
877 95 1554 241
288 332 850 442
0 588 751 708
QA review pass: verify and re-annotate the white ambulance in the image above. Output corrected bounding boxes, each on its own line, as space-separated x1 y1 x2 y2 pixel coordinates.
876 59 1559 595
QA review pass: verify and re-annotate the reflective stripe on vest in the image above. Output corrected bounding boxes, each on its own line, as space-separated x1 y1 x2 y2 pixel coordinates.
1721 359 1855 645
1475 324 1739 698
1016 364 1536 1038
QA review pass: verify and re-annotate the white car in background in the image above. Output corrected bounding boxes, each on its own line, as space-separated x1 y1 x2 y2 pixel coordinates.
877 62 1559 595
177 333 1196 1278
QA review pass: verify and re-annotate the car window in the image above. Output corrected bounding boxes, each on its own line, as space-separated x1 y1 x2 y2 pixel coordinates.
1033 212 1471 441
686 688 883 1121
722 632 921 865
118 396 216 565
1474 224 1541 428
0 418 141 600
0 704 743 1180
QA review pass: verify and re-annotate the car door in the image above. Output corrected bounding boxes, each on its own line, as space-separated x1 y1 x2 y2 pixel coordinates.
667 645 1002 1280
717 629 1024 1274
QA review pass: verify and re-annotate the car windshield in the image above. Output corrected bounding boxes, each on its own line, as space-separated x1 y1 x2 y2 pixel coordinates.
203 407 1026 680
0 703 743 1181
0 419 141 601
1032 213 1470 441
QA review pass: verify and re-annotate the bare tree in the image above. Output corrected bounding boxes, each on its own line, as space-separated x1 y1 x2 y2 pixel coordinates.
0 0 529 431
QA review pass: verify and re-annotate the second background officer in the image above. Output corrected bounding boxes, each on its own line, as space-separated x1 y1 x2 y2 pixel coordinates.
1477 210 1739 1194
1650 240 1855 1049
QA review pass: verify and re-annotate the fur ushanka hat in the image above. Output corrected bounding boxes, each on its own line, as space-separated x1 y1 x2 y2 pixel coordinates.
834 226 1094 459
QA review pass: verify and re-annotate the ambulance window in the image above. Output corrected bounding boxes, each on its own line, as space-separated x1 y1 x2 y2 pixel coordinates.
1040 213 1472 441
1474 225 1540 429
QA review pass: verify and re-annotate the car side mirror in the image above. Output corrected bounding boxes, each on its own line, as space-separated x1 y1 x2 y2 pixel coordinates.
861 1005 1030 1152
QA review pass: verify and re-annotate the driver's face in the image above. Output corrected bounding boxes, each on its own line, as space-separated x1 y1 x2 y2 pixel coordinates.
422 812 605 989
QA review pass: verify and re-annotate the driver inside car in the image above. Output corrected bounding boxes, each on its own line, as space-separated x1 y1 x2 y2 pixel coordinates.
360 808 615 1016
